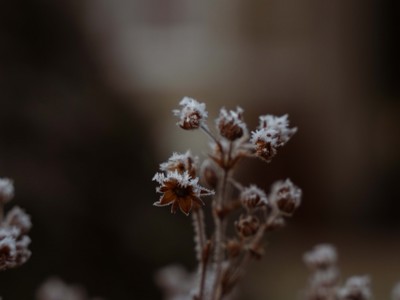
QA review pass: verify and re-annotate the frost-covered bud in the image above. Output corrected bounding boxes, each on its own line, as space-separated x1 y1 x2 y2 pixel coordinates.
173 97 208 130
4 206 32 235
250 114 297 162
160 151 198 178
216 107 247 141
303 244 338 270
392 282 400 300
240 185 268 210
0 178 14 204
337 276 372 300
269 179 301 216
235 215 260 237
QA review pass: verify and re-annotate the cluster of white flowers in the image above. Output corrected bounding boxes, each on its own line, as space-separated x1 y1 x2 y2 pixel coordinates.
303 244 340 300
337 276 372 300
303 245 376 300
0 178 32 271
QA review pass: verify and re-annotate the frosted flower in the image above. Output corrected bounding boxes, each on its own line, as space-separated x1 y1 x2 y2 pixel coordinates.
240 185 268 209
0 227 31 270
303 244 338 270
173 97 208 130
337 276 372 300
392 282 400 300
153 171 214 216
0 178 14 204
235 215 260 237
160 151 198 178
250 114 297 162
216 107 247 141
4 206 32 235
269 179 301 216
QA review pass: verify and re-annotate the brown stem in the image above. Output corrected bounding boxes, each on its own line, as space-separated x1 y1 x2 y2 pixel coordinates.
211 169 229 300
192 209 208 300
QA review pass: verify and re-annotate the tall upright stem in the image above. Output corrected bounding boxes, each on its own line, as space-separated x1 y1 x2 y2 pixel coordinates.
192 209 207 300
211 169 229 300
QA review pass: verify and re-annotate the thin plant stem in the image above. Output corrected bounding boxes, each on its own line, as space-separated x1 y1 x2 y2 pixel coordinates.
192 208 208 300
211 168 229 300
227 209 281 287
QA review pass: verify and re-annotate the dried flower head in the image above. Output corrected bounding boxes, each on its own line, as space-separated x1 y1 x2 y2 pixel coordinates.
250 114 297 162
0 227 31 270
337 276 372 300
0 178 14 204
240 185 268 210
216 107 247 141
153 171 214 216
303 244 338 270
173 97 208 130
160 151 199 178
235 215 260 237
269 179 301 216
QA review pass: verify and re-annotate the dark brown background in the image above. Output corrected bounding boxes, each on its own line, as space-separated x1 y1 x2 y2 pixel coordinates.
0 0 399 299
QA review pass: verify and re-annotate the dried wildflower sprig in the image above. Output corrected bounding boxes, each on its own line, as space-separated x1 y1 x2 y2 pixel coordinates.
303 244 372 300
0 178 32 271
153 97 300 300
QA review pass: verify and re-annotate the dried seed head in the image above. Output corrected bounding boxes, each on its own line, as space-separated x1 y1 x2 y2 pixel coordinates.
173 97 208 130
0 178 14 204
160 151 198 178
216 107 247 141
269 179 301 216
235 215 260 237
250 114 297 162
240 185 268 210
153 171 214 216
303 244 338 270
336 276 372 300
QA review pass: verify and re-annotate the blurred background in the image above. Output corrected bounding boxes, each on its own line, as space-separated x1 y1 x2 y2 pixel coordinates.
0 0 399 299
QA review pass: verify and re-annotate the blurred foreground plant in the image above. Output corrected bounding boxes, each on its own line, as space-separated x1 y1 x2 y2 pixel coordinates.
0 178 31 271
